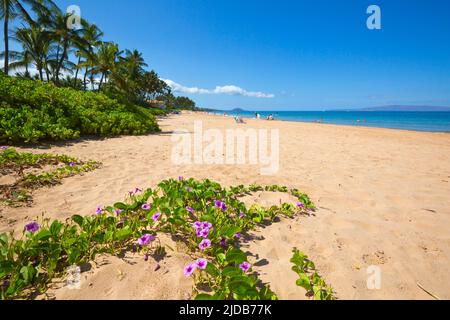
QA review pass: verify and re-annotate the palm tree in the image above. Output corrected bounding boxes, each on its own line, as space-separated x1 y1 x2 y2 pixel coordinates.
10 25 53 81
92 42 122 90
73 21 103 88
120 49 148 80
0 0 55 74
43 7 87 84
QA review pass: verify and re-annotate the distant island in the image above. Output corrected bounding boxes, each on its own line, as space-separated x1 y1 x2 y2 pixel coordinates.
332 105 450 112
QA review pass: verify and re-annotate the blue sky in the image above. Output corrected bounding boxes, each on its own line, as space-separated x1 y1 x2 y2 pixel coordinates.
9 0 450 110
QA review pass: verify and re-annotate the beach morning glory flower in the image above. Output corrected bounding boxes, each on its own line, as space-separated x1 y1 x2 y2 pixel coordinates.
135 188 142 194
0 146 8 150
239 212 246 219
184 186 193 192
24 221 40 233
297 202 305 209
214 200 227 211
199 239 211 251
186 206 195 214
201 221 212 229
239 262 251 273
138 234 156 246
183 263 196 277
69 162 76 167
199 228 210 238
178 176 184 181
141 203 151 210
235 233 242 239
152 212 162 221
114 209 124 215
195 258 208 270
192 221 203 230
220 237 227 248
95 206 104 215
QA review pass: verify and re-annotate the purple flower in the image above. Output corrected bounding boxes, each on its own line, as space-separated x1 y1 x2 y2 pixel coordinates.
95 206 104 215
195 258 208 270
239 212 246 219
152 212 162 221
0 146 8 150
239 262 251 273
69 162 76 167
214 200 227 211
199 239 211 251
141 203 151 211
178 176 184 181
114 209 124 215
220 237 228 248
235 233 242 239
201 221 212 229
135 188 142 194
184 186 193 192
192 221 203 230
24 221 40 233
183 263 196 277
199 228 210 238
186 206 195 214
297 202 305 209
138 234 156 246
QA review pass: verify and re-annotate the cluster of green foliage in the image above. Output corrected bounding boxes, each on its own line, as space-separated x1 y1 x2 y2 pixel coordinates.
0 0 198 112
0 74 160 143
290 248 334 300
0 148 100 206
0 177 328 300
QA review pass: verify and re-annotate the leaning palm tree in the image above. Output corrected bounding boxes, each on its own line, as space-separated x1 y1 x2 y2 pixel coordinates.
42 6 87 84
73 21 103 88
0 0 56 74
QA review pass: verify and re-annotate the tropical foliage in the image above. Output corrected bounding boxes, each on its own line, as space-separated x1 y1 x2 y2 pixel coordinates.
0 176 327 300
1 0 196 110
0 73 160 143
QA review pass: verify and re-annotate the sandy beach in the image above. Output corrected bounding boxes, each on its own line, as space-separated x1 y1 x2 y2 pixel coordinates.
1 112 449 300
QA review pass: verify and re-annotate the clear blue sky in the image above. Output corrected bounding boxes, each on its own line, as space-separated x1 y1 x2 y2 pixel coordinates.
21 1 450 110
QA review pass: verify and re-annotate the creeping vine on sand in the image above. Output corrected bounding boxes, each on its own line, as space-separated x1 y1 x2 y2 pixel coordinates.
0 169 333 300
0 148 100 206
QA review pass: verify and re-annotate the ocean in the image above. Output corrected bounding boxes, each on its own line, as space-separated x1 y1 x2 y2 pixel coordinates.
221 111 450 132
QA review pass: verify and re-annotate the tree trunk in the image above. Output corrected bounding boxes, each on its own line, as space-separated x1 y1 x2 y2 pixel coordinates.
3 9 9 75
56 42 68 84
98 73 104 90
83 67 88 90
73 56 81 87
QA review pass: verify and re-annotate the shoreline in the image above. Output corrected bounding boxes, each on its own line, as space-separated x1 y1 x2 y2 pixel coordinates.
206 111 450 134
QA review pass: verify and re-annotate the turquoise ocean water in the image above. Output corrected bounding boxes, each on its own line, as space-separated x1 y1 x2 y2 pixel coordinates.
221 111 450 132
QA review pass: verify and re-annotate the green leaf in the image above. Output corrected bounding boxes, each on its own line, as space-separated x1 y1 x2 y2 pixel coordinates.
34 230 52 241
225 249 247 264
72 215 84 227
295 273 312 291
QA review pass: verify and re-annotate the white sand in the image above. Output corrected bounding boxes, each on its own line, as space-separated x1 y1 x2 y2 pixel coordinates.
1 112 449 300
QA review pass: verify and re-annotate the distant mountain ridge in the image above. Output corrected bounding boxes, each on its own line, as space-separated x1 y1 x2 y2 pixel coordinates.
333 105 450 112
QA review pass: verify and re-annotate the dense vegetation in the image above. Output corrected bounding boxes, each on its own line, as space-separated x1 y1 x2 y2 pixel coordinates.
0 0 197 144
0 73 161 143
0 175 335 300
0 147 100 206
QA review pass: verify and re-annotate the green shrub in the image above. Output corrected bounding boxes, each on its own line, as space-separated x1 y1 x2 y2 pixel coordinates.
0 74 160 143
